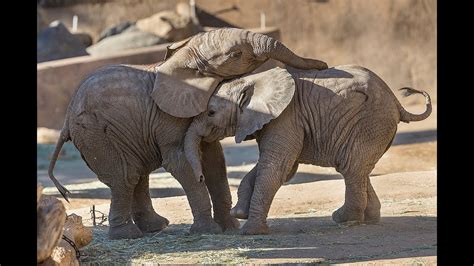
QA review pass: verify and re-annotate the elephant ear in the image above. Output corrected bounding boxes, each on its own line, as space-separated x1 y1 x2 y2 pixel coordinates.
235 67 295 143
153 68 222 118
163 36 192 60
154 36 223 118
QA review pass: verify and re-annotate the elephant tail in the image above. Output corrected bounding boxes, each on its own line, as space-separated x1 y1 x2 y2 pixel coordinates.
47 126 72 202
397 87 432 123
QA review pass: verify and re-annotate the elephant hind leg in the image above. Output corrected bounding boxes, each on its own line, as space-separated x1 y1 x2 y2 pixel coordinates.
364 178 381 223
333 166 382 224
108 181 144 239
132 175 169 233
72 127 144 239
231 166 257 219
332 167 370 224
333 120 395 224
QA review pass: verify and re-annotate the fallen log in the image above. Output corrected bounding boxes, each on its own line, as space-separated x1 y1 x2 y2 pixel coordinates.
37 188 67 263
40 214 93 265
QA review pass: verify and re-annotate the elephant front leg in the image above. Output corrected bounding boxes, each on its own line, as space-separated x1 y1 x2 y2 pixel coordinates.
241 162 298 235
108 182 144 239
132 175 169 233
230 166 257 219
165 152 222 234
201 141 240 231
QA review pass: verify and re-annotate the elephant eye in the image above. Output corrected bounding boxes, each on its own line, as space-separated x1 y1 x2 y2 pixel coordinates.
229 51 242 58
207 110 216 117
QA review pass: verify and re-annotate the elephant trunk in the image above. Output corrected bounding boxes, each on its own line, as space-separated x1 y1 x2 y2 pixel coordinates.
249 32 328 70
184 123 205 183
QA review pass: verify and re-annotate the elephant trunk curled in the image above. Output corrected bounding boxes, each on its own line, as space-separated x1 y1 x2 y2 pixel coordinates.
249 31 328 70
184 122 205 183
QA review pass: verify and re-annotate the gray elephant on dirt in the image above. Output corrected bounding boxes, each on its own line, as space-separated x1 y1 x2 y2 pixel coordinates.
183 66 432 235
48 28 328 239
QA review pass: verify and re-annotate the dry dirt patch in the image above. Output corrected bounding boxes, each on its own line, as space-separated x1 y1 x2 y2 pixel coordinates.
69 171 436 264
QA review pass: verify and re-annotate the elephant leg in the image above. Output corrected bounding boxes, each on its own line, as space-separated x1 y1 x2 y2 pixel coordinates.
132 175 169 233
108 181 144 239
232 163 297 220
164 150 222 234
201 141 240 231
230 166 257 219
241 161 299 235
364 177 381 223
332 167 372 224
72 127 143 239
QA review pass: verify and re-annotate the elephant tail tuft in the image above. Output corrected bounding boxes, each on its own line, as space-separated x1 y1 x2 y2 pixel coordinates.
47 126 72 202
397 87 432 123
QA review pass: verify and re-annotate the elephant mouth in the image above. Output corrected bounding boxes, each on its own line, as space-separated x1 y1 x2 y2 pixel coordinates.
202 127 227 143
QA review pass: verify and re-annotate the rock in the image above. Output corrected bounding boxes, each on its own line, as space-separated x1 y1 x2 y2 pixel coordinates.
87 26 166 56
97 21 135 42
37 127 60 144
136 2 202 42
72 32 93 47
37 21 89 63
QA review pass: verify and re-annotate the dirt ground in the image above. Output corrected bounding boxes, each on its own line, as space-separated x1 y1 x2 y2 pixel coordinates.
38 103 436 264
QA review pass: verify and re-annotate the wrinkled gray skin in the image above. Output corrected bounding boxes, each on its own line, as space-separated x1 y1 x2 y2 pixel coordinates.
184 66 432 235
48 28 328 240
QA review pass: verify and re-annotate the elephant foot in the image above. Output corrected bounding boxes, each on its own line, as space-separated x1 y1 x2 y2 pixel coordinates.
230 205 249 219
108 221 144 240
332 205 364 224
190 217 223 234
214 214 240 232
133 212 170 233
364 206 381 224
240 220 269 235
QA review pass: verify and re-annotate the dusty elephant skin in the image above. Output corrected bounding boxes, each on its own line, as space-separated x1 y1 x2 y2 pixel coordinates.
184 66 432 235
48 28 328 240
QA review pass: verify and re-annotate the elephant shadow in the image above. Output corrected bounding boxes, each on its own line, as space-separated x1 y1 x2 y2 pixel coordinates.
227 170 342 185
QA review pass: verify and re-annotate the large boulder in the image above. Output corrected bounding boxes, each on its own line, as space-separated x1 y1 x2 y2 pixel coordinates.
97 21 135 42
136 2 202 42
72 32 93 47
86 26 166 56
37 21 89 63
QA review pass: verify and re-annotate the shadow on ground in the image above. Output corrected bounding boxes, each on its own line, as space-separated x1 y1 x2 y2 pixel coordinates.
228 171 342 184
392 129 437 145
81 215 436 264
45 187 186 199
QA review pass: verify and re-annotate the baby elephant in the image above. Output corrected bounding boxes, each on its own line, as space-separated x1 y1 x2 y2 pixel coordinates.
184 66 432 235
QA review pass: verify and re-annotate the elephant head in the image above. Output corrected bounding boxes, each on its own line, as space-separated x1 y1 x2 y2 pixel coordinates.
153 28 327 118
183 67 296 182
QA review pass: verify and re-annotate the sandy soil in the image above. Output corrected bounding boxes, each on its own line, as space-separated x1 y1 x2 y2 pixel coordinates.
38 104 437 264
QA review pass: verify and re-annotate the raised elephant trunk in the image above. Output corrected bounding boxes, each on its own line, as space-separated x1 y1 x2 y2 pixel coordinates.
249 32 328 70
184 123 205 183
